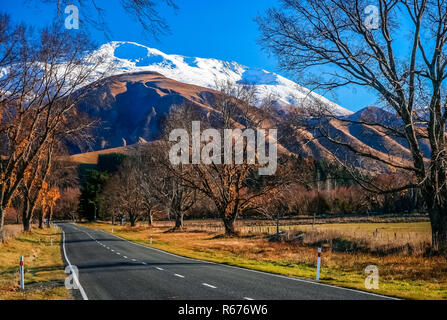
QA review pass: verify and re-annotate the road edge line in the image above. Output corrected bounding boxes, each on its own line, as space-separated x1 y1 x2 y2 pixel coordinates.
61 227 89 300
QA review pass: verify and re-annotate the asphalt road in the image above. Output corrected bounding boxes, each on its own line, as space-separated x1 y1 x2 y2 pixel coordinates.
58 222 396 300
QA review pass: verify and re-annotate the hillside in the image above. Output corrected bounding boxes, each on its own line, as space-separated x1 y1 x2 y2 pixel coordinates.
70 71 429 173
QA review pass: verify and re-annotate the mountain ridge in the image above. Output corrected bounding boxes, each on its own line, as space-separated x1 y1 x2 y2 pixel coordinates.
70 71 428 173
87 41 353 117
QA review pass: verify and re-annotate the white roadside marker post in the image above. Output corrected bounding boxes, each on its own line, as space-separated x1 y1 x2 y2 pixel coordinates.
150 235 152 245
50 236 53 246
19 256 24 290
316 248 322 281
112 228 114 233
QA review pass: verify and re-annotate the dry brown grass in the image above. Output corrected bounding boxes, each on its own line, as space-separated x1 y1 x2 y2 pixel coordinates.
0 226 69 300
2 225 23 242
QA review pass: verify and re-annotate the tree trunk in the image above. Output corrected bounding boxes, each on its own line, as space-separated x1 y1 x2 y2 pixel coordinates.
23 217 31 232
38 210 44 229
428 208 447 254
223 215 237 236
0 206 5 243
22 205 32 232
222 201 239 236
276 213 280 235
148 209 153 226
422 173 447 254
173 211 184 230
46 206 53 228
130 214 136 227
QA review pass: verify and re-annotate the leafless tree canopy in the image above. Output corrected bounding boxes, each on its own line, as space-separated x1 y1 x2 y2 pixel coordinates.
0 17 110 240
258 0 447 252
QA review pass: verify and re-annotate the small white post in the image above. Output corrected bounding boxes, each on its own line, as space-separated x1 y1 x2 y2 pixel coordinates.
19 256 24 290
316 248 322 281
50 236 53 246
150 235 152 245
112 228 114 233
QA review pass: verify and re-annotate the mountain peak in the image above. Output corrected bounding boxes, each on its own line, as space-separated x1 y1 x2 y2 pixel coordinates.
91 41 353 116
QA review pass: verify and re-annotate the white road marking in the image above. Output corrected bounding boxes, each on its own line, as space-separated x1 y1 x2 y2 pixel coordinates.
73 223 399 301
244 297 254 300
202 283 217 289
132 259 137 262
60 227 88 300
116 252 121 255
123 256 127 258
142 262 147 265
156 267 163 271
174 274 185 278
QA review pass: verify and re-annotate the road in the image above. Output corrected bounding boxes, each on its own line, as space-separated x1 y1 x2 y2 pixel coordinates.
58 223 396 300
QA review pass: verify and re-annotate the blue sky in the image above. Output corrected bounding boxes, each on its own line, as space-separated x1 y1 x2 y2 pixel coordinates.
2 0 380 112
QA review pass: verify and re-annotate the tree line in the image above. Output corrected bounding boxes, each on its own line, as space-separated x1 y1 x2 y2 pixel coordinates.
76 82 426 236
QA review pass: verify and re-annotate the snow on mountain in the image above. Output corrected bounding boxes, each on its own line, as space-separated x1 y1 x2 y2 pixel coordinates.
88 41 353 116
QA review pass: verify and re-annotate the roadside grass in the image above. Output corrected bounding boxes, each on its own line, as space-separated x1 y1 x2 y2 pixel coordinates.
0 226 69 300
2 225 22 242
84 221 447 300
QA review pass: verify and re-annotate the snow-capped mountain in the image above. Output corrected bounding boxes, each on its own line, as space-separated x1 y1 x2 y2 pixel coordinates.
88 41 352 116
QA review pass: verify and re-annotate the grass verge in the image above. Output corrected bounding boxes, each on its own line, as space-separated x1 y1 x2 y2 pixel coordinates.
0 226 70 300
84 221 447 300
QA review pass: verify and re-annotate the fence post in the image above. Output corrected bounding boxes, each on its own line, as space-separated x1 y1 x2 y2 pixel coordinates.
19 256 24 290
316 248 322 281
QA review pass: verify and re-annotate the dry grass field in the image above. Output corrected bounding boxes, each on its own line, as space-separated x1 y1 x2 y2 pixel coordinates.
0 226 69 300
2 225 23 242
85 220 447 300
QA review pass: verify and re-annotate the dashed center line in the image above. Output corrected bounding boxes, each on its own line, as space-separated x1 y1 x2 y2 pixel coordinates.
202 283 217 289
156 267 164 270
174 274 185 278
123 256 128 259
132 259 137 262
244 297 254 300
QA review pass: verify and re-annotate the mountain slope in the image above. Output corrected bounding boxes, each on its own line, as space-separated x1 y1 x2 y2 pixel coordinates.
72 71 428 173
76 71 223 151
87 41 352 116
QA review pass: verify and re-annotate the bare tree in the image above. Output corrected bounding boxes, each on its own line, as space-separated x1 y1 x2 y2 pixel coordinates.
0 21 108 240
55 187 80 222
165 84 288 236
258 0 447 252
136 143 196 230
113 160 144 227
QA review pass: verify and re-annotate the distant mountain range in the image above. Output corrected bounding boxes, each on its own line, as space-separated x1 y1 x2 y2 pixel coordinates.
72 70 429 173
88 41 353 116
